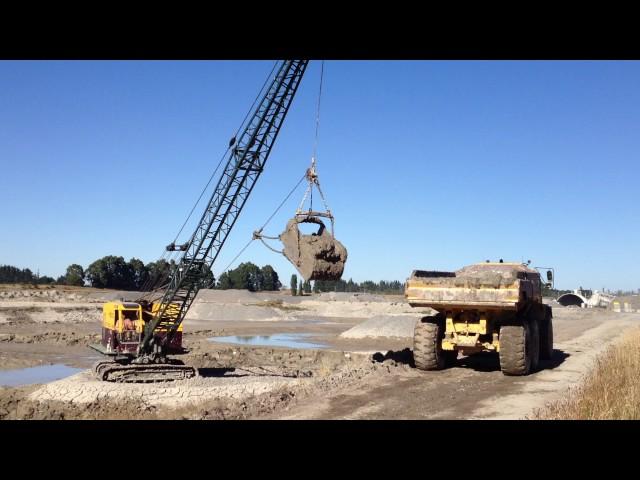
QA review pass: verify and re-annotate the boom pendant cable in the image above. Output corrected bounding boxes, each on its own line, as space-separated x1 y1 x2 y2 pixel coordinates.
139 61 280 294
171 61 279 246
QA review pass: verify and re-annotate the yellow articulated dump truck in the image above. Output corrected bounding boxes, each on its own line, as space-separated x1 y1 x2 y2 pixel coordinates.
405 262 553 376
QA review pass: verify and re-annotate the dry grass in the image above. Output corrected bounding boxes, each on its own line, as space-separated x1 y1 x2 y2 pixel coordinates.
534 328 640 419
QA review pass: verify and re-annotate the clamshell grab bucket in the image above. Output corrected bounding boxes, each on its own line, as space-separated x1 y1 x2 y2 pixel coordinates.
280 216 348 282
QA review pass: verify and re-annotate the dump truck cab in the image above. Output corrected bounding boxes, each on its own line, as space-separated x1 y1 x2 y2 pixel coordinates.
406 262 553 376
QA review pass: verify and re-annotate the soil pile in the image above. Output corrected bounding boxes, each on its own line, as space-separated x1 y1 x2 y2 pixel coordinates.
410 263 533 288
339 315 423 339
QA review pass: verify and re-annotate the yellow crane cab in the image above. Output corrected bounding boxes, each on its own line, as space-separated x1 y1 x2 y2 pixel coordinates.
92 301 184 356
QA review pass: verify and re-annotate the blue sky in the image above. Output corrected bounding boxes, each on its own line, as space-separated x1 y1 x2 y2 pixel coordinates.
0 61 638 291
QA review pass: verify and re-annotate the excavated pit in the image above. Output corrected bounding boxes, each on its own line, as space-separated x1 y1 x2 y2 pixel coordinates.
0 287 421 419
0 346 407 419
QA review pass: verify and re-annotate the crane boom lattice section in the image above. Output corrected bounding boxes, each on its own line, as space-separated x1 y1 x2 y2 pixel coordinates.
140 60 308 356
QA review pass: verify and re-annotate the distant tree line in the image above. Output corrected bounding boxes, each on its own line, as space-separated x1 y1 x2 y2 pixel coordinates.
1 258 281 293
313 278 404 294
81 256 197 291
0 265 56 285
3 260 405 295
0 258 204 291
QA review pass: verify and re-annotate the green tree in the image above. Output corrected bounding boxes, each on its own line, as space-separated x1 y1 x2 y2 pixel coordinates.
145 259 175 290
36 276 55 285
247 263 264 291
298 280 304 296
290 274 298 296
261 265 281 291
229 264 250 290
217 263 277 291
85 255 131 289
217 271 233 289
228 262 262 291
127 258 148 290
303 279 311 294
64 264 85 286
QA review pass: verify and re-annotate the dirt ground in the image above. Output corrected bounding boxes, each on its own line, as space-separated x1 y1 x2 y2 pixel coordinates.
0 285 638 420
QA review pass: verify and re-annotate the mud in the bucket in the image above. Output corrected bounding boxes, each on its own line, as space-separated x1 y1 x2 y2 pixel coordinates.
280 216 347 282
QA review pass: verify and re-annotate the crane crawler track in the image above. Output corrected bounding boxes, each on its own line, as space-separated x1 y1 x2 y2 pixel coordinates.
93 360 197 383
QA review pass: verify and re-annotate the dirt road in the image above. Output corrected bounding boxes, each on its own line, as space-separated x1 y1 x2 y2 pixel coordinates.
265 309 639 419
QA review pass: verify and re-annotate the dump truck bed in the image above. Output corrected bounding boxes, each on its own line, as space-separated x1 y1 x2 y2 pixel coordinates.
405 263 540 311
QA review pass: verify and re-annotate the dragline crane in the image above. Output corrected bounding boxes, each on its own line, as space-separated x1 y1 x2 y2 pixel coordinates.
91 60 308 382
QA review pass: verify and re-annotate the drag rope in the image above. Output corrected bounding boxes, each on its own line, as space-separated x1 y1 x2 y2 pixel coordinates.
221 173 307 273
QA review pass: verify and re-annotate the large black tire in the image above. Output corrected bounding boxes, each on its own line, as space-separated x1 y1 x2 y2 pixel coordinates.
413 316 456 371
539 307 554 360
499 322 533 376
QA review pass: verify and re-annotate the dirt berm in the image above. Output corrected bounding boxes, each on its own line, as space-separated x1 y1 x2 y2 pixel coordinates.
340 315 423 339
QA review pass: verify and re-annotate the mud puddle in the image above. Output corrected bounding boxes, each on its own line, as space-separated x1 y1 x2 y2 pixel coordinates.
0 364 84 387
208 333 328 349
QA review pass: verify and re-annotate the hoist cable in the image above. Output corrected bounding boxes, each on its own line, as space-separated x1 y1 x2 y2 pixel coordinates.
215 62 326 277
312 60 324 163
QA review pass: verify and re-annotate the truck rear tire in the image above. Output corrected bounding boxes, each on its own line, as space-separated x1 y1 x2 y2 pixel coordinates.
499 322 532 376
413 316 455 371
539 307 554 360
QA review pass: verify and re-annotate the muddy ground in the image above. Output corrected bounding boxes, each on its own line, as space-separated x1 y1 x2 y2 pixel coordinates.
0 285 638 420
